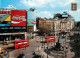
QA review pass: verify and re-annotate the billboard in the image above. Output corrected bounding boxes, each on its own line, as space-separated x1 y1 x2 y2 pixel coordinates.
0 10 11 14
62 12 69 17
0 14 11 26
11 10 27 26
27 11 36 26
0 10 27 31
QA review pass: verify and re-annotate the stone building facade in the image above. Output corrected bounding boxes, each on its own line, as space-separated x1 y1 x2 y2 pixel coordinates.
39 19 74 32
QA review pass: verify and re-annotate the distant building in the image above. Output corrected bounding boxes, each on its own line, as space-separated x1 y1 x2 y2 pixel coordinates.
39 18 74 32
36 17 47 29
53 12 73 20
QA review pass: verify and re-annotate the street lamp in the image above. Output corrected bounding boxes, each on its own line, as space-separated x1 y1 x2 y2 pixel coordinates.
51 42 53 47
47 43 49 58
41 37 43 48
38 46 39 52
44 43 45 50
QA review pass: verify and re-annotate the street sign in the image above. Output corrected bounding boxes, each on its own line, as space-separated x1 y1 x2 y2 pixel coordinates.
71 3 77 11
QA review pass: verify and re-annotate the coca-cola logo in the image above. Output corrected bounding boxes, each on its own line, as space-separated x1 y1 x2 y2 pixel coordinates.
12 15 26 21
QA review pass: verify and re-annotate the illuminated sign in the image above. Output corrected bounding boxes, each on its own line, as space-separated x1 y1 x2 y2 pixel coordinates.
62 12 69 17
0 10 11 14
11 10 27 26
27 11 36 26
12 15 25 20
0 27 26 29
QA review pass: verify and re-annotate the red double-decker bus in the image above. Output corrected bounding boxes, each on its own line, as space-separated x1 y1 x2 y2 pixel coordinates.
11 32 29 49
45 36 55 43
0 32 29 49
15 39 29 49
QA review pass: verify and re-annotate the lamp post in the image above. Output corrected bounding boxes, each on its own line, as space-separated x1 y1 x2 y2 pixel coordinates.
51 42 53 47
44 43 45 50
41 37 43 48
55 23 57 46
38 46 39 52
47 43 49 58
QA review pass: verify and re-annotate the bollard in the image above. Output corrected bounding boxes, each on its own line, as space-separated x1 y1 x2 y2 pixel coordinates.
38 46 40 52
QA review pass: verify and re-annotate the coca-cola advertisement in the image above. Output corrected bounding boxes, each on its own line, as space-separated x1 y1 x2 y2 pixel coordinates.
11 10 27 26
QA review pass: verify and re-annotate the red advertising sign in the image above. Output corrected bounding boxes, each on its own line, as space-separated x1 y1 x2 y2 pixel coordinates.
11 10 27 26
0 10 11 14
31 21 36 24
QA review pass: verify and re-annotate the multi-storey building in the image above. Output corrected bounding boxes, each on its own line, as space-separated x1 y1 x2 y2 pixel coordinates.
39 18 74 32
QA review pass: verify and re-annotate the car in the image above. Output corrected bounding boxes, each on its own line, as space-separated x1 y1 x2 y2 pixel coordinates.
0 48 5 54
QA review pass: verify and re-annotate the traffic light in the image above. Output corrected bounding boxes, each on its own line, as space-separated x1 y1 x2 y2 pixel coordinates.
71 3 77 11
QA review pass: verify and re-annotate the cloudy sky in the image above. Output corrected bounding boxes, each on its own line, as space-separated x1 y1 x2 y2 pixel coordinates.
1 0 80 21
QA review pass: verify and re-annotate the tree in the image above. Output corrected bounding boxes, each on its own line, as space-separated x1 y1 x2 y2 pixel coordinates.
70 33 80 58
77 21 80 27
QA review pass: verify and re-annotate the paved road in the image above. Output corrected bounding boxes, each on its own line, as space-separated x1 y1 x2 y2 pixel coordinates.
8 38 42 58
3 36 73 58
24 39 42 58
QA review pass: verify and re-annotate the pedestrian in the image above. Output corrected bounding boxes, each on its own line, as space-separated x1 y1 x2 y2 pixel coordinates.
32 36 33 39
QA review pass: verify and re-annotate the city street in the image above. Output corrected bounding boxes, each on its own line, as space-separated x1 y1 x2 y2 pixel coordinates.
0 33 75 58
0 34 74 58
3 36 46 58
6 38 41 58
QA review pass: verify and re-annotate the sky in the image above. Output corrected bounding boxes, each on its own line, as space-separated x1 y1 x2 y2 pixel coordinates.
0 0 80 21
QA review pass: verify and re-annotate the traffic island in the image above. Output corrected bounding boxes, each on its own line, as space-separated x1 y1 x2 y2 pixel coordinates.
34 45 53 58
34 39 71 58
